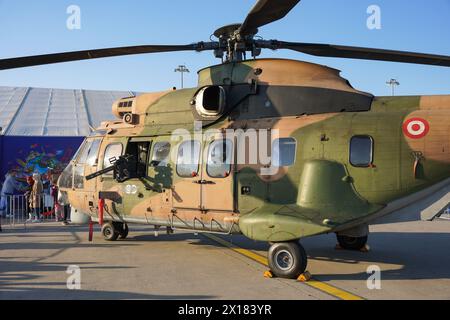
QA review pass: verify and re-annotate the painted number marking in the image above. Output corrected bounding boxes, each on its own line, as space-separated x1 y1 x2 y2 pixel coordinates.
403 118 430 139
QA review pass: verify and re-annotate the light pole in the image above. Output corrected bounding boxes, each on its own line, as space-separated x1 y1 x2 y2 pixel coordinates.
174 65 190 89
386 78 400 96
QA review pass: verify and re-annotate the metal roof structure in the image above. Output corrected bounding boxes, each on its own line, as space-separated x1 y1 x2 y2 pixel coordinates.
0 86 138 137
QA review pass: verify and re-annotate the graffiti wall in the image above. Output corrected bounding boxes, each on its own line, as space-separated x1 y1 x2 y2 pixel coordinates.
0 136 84 192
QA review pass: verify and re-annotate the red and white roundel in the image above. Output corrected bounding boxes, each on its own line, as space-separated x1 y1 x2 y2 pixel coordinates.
403 118 430 139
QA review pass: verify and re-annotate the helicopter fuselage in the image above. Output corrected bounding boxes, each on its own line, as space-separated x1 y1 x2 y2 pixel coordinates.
58 58 450 242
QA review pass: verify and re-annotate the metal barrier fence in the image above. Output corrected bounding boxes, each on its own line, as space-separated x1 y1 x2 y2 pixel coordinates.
0 194 56 227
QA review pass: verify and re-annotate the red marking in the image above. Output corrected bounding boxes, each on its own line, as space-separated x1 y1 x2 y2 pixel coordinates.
191 172 198 177
98 199 105 226
403 118 430 139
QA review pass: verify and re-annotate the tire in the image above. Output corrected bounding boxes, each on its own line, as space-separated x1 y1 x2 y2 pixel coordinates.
337 234 368 250
268 242 308 279
118 223 129 239
102 222 119 241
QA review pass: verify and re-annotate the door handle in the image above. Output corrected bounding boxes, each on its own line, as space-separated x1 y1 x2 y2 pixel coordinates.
193 180 216 185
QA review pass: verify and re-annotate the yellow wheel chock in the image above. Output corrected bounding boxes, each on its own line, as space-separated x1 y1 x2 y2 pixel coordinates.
297 271 312 282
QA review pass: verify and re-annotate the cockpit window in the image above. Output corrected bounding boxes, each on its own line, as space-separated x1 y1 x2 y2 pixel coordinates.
76 140 92 164
59 139 87 189
86 139 102 166
58 163 73 189
74 138 102 189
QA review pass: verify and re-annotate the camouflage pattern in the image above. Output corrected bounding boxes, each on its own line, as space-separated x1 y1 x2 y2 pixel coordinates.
58 58 450 243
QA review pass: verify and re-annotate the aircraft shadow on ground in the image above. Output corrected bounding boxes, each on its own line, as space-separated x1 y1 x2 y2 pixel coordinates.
135 229 450 282
301 231 450 282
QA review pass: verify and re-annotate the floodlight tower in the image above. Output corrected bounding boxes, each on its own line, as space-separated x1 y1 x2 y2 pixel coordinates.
174 65 190 89
386 78 400 96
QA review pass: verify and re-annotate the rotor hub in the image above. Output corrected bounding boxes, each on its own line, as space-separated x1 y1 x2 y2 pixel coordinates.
213 24 260 62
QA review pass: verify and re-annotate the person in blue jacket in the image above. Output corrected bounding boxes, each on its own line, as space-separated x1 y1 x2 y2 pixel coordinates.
0 171 22 218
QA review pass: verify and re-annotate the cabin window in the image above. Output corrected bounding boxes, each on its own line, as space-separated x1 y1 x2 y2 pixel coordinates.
102 143 123 177
272 138 297 167
126 141 151 178
350 136 374 167
177 140 201 178
151 142 171 167
207 139 233 178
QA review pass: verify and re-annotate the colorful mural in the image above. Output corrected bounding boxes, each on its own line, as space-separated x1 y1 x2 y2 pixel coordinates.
0 136 84 192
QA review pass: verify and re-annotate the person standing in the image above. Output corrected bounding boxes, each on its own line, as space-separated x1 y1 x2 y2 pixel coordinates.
0 171 21 218
50 174 63 223
29 173 44 223
24 176 34 221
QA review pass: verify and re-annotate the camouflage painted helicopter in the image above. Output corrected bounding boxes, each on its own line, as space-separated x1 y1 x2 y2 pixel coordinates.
1 0 449 279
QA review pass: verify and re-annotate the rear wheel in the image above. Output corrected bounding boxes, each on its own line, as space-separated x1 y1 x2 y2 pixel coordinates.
268 242 308 279
102 222 119 241
337 235 368 250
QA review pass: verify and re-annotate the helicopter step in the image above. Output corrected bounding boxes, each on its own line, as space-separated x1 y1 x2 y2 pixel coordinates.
92 211 240 241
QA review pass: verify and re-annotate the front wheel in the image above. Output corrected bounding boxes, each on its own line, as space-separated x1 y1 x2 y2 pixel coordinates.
102 222 119 241
337 235 368 251
268 242 308 279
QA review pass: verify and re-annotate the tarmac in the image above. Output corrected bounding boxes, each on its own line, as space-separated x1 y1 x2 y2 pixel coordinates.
1 219 450 300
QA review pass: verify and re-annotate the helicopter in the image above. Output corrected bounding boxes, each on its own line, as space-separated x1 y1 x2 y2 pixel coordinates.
1 0 449 279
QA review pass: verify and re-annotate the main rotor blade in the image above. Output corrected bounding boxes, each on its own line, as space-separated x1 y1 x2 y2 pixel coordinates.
240 0 301 36
265 41 450 67
0 43 217 70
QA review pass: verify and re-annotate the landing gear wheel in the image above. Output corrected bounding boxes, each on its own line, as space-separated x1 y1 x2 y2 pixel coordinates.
101 222 119 241
337 235 368 250
118 223 129 239
268 242 308 279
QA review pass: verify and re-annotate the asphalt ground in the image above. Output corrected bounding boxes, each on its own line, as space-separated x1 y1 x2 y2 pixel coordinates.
1 219 449 300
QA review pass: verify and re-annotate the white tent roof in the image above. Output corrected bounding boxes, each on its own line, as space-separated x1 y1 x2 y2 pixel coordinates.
0 86 138 137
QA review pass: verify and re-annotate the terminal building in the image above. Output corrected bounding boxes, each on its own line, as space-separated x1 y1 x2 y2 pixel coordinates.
0 86 138 186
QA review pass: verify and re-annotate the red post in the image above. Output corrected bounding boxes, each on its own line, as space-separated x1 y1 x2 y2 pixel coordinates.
98 198 105 226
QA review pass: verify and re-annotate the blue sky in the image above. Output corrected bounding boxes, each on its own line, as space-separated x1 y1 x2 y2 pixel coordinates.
0 0 449 96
